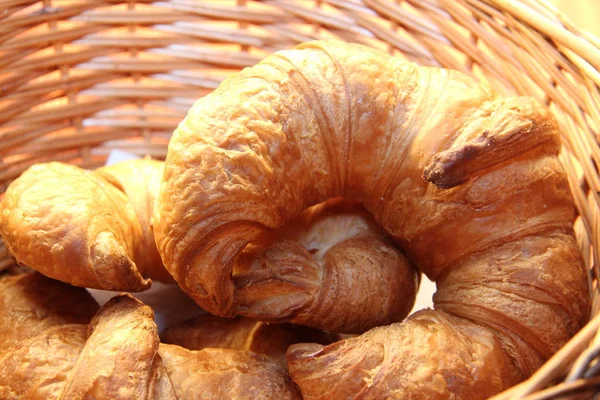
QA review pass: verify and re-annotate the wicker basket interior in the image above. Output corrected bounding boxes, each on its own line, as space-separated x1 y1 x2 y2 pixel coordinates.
2 0 600 398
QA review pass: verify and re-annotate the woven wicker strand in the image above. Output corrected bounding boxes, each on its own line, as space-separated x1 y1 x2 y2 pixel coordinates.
1 1 600 398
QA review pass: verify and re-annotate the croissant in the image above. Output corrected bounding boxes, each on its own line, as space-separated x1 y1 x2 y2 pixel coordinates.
0 159 169 291
0 272 99 349
163 314 338 366
0 272 300 399
154 40 590 398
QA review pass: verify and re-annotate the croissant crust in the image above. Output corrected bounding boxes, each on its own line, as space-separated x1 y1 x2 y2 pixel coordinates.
154 40 590 398
0 273 300 400
0 159 170 291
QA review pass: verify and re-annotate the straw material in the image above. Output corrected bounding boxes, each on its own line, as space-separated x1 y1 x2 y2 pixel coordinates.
1 1 599 398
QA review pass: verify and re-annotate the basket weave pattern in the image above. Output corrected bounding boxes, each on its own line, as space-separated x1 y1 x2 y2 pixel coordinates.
1 1 600 398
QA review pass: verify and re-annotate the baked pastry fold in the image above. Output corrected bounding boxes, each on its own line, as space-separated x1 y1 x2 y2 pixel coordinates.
0 159 170 291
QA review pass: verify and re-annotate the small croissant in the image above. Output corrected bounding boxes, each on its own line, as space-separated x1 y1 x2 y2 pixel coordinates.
0 272 300 400
0 159 169 291
0 272 99 350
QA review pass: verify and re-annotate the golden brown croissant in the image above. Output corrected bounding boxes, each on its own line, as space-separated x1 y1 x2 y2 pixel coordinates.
0 272 99 349
0 159 169 291
163 314 338 366
0 273 300 400
154 40 590 398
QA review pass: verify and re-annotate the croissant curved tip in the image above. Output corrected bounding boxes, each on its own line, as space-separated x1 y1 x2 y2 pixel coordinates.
90 231 151 292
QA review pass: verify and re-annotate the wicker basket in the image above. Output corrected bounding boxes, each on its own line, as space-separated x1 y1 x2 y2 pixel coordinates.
1 0 599 398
